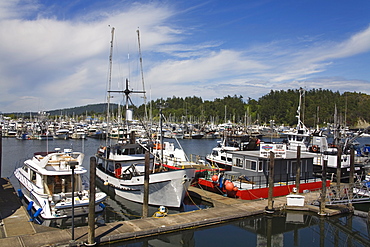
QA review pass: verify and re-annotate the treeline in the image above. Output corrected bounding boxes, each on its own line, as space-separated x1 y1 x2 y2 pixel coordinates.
6 89 370 128
133 89 370 128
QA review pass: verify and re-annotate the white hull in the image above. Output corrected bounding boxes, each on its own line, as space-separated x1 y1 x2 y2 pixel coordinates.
15 168 106 219
96 167 195 208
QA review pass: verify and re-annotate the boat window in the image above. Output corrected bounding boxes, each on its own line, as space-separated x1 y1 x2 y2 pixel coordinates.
22 166 29 173
233 158 243 168
258 161 263 172
31 170 37 183
289 161 303 177
47 175 73 194
212 150 218 156
245 159 257 171
221 156 226 161
227 157 232 162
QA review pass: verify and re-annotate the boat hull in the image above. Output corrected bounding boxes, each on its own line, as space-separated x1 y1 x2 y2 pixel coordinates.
196 177 329 200
96 167 195 208
16 181 106 219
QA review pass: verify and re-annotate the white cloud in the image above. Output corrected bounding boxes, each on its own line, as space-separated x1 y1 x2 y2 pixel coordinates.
1 1 370 113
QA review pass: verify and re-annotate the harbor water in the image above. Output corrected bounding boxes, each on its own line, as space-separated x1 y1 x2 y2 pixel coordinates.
2 137 370 246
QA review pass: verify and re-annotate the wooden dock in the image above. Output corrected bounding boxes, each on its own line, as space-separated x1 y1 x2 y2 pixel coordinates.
0 178 353 247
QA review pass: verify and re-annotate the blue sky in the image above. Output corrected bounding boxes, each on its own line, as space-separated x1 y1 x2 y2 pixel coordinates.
1 0 370 113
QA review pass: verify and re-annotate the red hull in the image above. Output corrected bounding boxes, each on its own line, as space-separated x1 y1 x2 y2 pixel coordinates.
196 178 330 200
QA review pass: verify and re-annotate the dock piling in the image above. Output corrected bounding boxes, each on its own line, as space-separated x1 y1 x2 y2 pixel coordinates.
295 146 301 192
87 156 97 246
142 151 150 218
266 151 275 213
319 159 327 216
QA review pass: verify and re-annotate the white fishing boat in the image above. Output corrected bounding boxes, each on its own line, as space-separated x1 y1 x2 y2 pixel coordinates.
54 129 70 139
283 88 365 181
70 127 87 139
14 148 107 220
95 142 196 208
205 135 260 170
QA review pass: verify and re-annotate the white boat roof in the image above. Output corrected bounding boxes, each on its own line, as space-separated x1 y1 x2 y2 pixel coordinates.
25 149 86 175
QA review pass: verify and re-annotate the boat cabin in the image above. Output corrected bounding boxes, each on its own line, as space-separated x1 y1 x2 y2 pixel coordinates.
228 142 315 184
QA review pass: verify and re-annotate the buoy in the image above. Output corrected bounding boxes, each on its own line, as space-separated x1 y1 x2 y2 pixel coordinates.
152 206 168 218
225 182 234 191
33 208 42 218
17 189 24 199
27 201 34 212
99 203 106 209
211 175 218 182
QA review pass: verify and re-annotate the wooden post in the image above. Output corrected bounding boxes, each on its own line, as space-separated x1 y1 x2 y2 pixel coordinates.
266 151 274 213
349 148 355 208
295 145 301 192
87 157 97 246
336 148 342 197
0 126 2 178
142 151 150 218
319 159 327 216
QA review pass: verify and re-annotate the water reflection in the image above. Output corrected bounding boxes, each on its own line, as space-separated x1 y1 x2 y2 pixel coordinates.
104 212 370 247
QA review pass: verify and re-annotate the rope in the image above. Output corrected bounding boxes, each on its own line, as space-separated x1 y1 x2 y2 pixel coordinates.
184 184 202 210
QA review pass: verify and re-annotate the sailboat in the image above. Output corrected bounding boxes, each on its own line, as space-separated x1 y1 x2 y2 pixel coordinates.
95 28 196 208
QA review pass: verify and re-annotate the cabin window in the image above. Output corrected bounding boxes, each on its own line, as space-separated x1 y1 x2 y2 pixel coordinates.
227 157 232 162
258 161 263 172
289 161 303 177
233 158 243 168
212 150 218 156
22 166 29 173
31 170 37 183
47 175 73 194
221 156 226 161
245 159 257 171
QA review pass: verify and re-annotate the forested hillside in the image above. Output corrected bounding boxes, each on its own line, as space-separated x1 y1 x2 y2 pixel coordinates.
6 89 370 128
134 89 370 128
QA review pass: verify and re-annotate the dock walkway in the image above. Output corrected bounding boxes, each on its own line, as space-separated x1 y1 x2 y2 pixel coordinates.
0 178 350 247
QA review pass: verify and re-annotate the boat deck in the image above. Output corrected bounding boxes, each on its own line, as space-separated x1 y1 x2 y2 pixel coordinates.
0 177 353 247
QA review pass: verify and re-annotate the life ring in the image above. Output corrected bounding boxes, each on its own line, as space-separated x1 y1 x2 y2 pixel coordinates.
312 145 319 152
114 163 122 178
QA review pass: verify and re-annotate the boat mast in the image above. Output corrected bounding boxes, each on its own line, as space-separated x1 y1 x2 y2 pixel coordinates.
296 88 306 131
137 29 148 123
107 26 115 146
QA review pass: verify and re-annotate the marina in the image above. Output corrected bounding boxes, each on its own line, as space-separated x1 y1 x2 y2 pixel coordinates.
0 176 366 247
0 137 370 246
